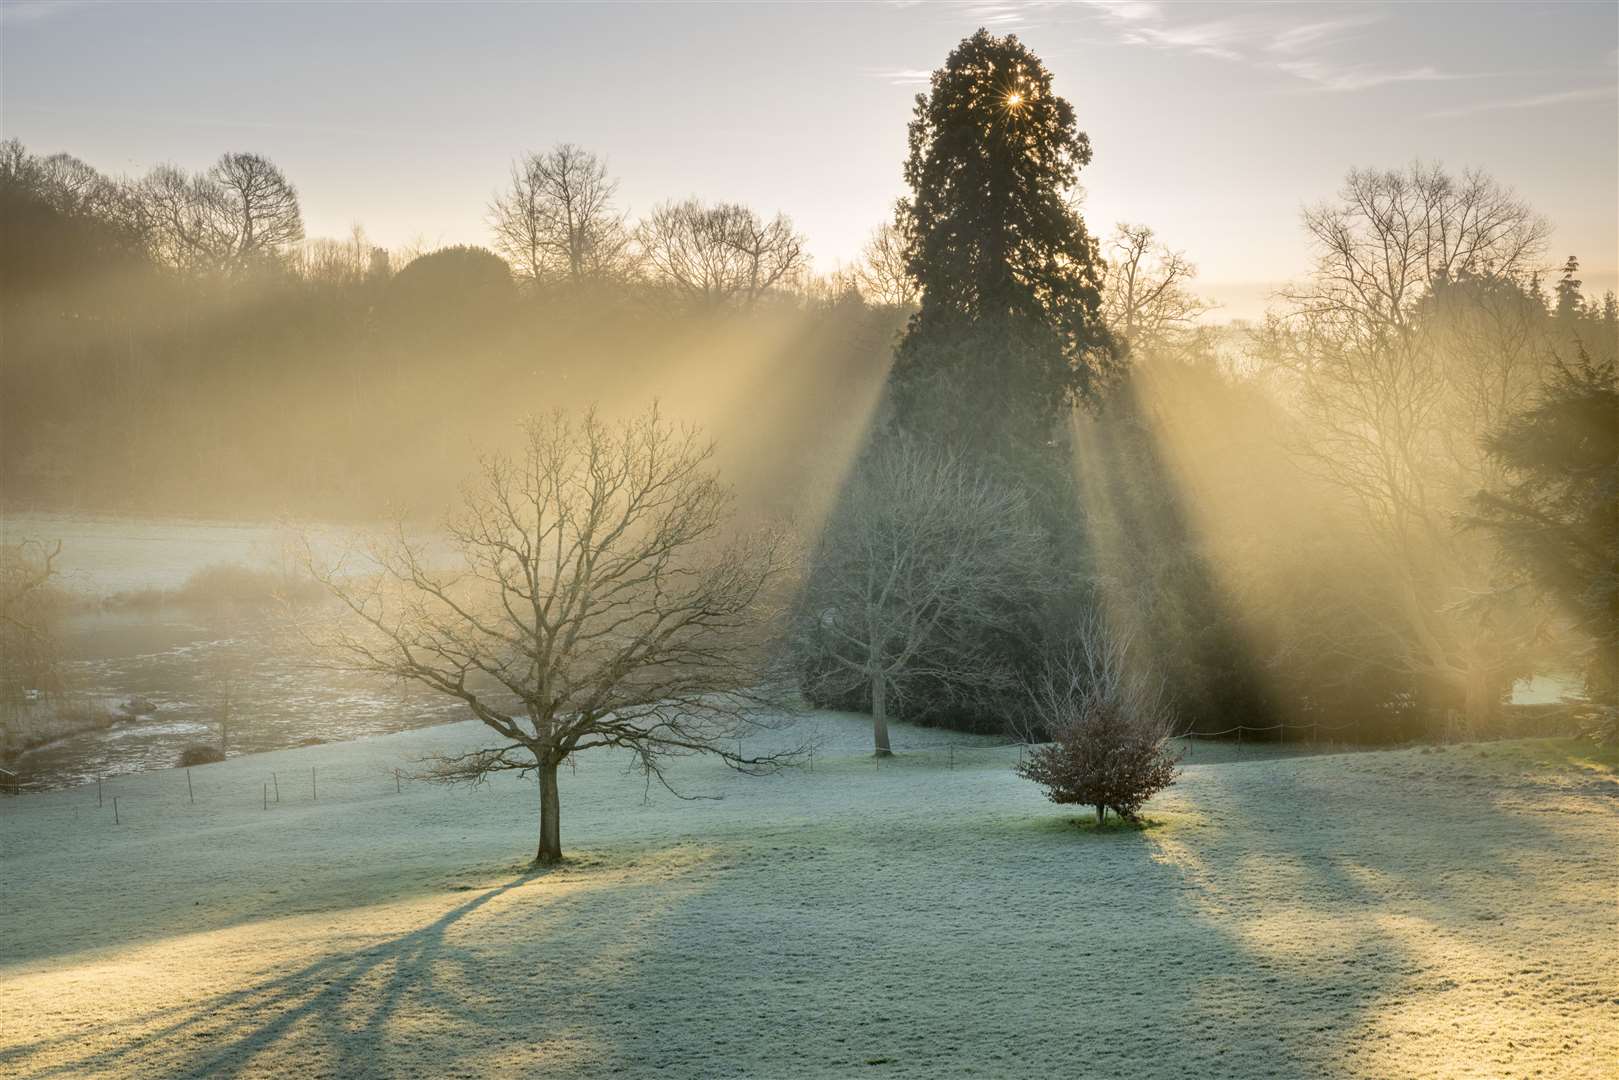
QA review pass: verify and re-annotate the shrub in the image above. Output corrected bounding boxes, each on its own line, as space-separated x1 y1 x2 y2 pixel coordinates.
1014 612 1181 823
177 744 225 767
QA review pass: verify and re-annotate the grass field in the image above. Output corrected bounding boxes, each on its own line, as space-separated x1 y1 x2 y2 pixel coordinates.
1 713 1615 1079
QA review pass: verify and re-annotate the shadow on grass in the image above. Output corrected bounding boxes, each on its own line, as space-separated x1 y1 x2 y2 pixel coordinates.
1 847 722 1080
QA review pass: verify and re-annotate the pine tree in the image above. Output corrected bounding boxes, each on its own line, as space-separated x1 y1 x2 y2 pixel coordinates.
1554 255 1584 321
890 29 1121 463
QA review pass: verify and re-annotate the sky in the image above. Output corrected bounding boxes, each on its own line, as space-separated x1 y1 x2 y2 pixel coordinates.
3 0 1615 320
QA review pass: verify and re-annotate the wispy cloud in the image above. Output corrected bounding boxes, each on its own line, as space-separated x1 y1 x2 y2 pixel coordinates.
1073 0 1482 94
0 0 90 25
1266 15 1384 56
866 68 934 87
1276 60 1464 93
962 4 1034 27
1426 85 1617 119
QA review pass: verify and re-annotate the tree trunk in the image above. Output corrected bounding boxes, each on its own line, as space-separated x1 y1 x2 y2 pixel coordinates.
536 757 562 865
871 672 893 756
1096 804 1106 825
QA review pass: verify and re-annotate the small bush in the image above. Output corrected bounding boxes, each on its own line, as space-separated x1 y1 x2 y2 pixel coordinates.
1017 700 1180 824
1014 614 1181 824
178 744 226 767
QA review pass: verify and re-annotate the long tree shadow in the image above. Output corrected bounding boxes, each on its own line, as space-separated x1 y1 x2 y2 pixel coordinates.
3 847 724 1080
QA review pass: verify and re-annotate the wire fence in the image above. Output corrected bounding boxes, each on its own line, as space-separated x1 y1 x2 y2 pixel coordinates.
1 706 1590 827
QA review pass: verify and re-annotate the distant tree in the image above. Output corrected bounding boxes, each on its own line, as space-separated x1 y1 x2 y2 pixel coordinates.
1257 164 1554 732
0 540 63 718
1553 255 1584 322
1102 223 1210 357
797 443 1048 754
1472 346 1619 699
489 144 632 290
136 152 302 273
138 163 228 273
1015 609 1180 824
892 28 1119 459
209 152 304 264
383 244 514 335
301 406 795 864
636 199 807 307
854 221 917 307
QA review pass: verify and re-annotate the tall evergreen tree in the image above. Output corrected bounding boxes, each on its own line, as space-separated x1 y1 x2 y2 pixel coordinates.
891 29 1121 463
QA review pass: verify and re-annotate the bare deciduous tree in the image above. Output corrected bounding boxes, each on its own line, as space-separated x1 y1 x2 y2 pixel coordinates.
637 199 807 307
139 164 228 273
139 152 303 272
1256 163 1552 730
210 152 304 263
488 144 632 289
1101 222 1210 356
797 444 1047 754
854 221 918 307
301 406 796 864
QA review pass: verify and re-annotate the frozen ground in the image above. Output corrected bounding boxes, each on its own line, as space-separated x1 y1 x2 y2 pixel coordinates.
1 712 1614 1079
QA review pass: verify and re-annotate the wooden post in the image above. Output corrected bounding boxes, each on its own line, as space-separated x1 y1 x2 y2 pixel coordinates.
187 769 194 804
395 769 401 794
949 745 954 771
312 765 317 801
113 796 119 825
97 778 103 807
263 782 268 811
273 772 280 803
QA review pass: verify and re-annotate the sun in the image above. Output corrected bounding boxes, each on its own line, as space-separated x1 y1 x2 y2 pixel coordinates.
1006 91 1024 108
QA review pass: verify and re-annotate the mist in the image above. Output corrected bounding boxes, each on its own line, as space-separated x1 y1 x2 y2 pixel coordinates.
2 12 1616 1080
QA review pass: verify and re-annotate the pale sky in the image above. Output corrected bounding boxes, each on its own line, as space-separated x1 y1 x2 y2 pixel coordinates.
4 0 1615 319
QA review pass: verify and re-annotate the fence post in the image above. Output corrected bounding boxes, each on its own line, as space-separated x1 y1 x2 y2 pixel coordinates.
187 769 194 804
312 766 317 801
1237 726 1243 750
263 782 268 811
97 778 103 807
113 796 119 825
395 769 401 794
273 772 280 803
949 745 954 771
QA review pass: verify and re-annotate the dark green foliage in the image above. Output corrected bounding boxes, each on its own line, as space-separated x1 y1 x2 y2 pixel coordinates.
891 29 1121 463
384 245 516 337
1473 347 1619 698
177 744 226 767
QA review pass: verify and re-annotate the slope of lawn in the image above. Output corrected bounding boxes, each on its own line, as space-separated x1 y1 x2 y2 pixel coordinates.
1 712 1614 1079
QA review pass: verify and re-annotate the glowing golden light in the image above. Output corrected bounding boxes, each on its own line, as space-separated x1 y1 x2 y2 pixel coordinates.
1006 91 1024 107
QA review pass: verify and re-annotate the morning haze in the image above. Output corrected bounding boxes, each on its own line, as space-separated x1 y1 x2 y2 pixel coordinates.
2 4 1616 1078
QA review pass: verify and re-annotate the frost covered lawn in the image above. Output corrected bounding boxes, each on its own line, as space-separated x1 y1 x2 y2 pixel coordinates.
1 714 1614 1079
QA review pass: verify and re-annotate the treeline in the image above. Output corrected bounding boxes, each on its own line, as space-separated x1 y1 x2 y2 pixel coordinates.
0 137 904 518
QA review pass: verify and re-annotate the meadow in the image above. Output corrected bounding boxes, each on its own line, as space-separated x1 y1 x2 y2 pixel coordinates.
2 713 1613 1079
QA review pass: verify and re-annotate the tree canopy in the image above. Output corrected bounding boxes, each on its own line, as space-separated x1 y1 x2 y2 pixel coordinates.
890 29 1120 459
